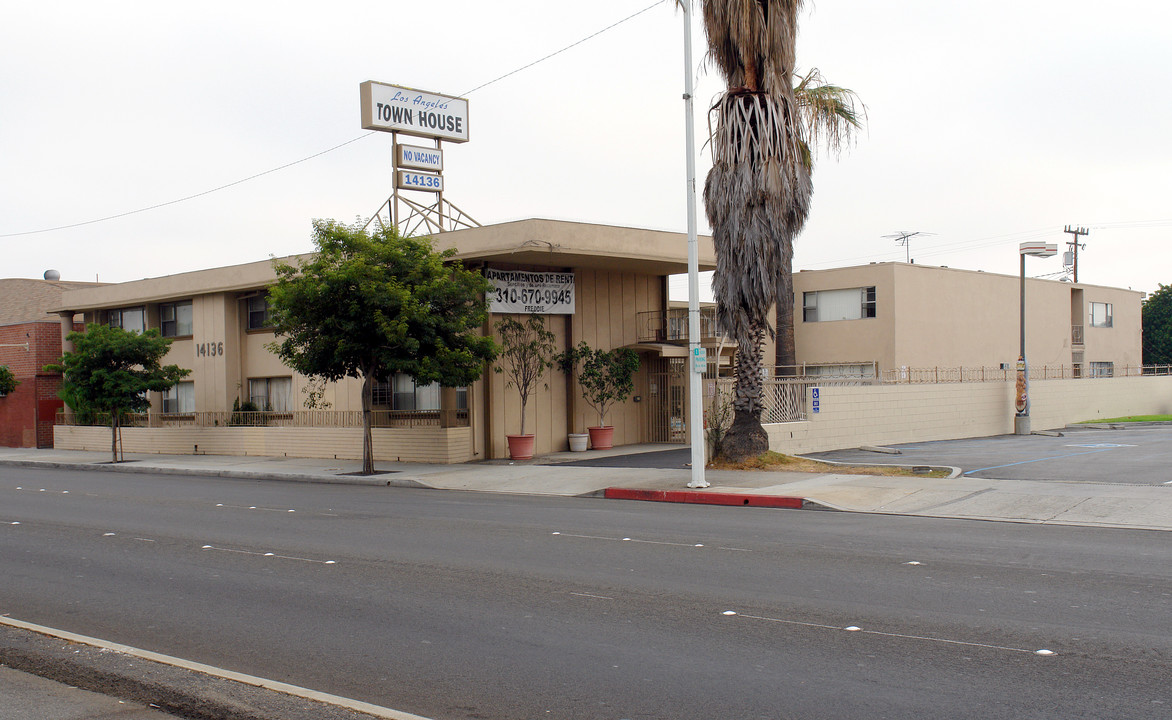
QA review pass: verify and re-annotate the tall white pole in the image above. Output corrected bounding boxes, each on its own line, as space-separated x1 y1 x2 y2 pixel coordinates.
682 1 708 488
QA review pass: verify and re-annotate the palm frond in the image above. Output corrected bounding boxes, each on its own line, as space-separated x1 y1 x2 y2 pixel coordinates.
700 0 804 93
793 68 867 162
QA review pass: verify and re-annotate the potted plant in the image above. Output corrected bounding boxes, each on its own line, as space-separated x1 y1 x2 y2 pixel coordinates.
558 342 641 450
494 314 557 460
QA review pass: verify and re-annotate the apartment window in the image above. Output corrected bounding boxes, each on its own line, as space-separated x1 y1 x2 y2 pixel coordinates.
1089 302 1113 328
249 377 292 411
372 374 467 411
160 301 193 337
108 307 146 334
803 287 877 322
247 295 272 330
1089 361 1114 378
161 381 195 414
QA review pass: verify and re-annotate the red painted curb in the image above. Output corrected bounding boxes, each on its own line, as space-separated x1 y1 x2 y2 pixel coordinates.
603 487 805 509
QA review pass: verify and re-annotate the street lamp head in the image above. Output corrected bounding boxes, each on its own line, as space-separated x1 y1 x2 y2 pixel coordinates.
1020 241 1058 258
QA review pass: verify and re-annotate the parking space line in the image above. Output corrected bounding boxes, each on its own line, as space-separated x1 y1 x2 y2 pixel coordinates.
963 448 1115 476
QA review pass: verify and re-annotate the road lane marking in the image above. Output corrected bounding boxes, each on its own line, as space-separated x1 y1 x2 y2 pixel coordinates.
201 544 336 564
215 503 296 513
721 610 1055 656
0 616 434 720
963 448 1115 475
551 532 749 552
570 592 614 600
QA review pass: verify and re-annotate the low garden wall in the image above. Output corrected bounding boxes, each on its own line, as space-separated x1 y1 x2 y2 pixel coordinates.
53 425 476 464
766 375 1172 455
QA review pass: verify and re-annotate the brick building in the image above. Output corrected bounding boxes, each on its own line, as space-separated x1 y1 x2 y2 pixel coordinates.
0 276 101 447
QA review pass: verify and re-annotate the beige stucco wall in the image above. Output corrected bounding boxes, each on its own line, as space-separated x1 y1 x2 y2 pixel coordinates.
766 375 1172 455
54 424 474 464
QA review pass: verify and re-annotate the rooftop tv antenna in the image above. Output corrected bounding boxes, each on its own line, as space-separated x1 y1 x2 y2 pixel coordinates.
883 231 934 263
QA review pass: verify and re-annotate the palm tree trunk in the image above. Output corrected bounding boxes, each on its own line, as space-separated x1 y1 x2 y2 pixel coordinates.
774 249 797 375
361 372 374 475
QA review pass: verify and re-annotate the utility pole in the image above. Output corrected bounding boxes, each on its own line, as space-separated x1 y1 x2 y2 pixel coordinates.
1063 225 1089 283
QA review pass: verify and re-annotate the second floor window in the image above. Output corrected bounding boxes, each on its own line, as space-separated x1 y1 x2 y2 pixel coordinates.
247 295 272 330
803 287 877 322
108 307 145 334
161 301 193 337
1090 302 1113 328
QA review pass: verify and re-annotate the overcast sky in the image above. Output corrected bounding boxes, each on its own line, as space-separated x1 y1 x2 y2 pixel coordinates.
3 1 1169 299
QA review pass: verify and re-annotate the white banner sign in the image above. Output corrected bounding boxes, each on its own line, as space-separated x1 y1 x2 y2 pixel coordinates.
397 143 443 172
397 170 443 193
486 269 575 315
360 81 469 143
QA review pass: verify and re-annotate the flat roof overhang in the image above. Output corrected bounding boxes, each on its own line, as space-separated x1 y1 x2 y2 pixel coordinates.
52 218 716 313
438 218 716 275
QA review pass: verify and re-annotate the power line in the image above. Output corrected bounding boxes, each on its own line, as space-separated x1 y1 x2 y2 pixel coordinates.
1 2 662 240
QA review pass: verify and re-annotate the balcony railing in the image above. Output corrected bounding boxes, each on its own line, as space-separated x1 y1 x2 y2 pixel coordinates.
636 308 727 344
1071 325 1084 345
56 409 469 429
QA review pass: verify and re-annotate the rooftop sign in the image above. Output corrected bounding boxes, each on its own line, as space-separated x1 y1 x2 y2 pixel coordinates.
360 81 469 143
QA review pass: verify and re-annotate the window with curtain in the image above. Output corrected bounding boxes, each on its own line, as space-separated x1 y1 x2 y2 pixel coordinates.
802 287 877 322
248 377 292 411
371 374 466 411
1089 302 1113 328
108 307 146 334
162 381 195 413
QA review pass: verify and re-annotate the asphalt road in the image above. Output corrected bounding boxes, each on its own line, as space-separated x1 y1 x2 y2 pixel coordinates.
1 467 1170 719
809 426 1172 485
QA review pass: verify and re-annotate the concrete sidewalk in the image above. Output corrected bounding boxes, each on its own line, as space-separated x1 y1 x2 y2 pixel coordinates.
2 445 1169 531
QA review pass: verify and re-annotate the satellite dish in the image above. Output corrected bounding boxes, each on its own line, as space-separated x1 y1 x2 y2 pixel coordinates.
44 269 61 281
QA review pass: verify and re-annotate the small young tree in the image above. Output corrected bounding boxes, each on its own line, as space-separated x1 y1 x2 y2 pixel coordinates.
558 342 641 428
494 315 557 437
0 365 18 396
45 324 189 462
268 219 497 474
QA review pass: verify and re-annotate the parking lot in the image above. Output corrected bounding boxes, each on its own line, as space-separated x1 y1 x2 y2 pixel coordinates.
808 425 1172 486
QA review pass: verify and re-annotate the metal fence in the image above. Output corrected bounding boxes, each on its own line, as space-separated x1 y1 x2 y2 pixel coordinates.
57 409 469 429
711 376 810 424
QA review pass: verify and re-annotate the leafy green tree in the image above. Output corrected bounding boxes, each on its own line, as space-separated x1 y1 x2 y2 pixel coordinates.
45 324 189 462
557 342 641 428
494 314 557 437
0 365 19 396
268 220 497 474
1142 284 1172 366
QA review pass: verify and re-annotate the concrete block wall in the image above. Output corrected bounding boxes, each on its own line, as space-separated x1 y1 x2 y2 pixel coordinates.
768 376 1172 455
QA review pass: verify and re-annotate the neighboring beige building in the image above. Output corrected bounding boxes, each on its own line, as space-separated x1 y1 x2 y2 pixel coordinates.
46 222 1144 463
789 262 1142 379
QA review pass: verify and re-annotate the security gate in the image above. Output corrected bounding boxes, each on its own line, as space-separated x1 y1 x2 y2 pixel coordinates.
646 357 688 443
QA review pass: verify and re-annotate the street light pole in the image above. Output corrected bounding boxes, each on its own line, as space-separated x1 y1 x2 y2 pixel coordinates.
1015 241 1058 435
681 1 708 488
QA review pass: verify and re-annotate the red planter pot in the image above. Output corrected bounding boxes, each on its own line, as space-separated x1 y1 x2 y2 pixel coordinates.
587 426 614 450
506 434 536 460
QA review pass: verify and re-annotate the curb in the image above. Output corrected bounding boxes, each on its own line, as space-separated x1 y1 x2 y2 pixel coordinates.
603 487 826 510
0 459 425 488
0 618 430 720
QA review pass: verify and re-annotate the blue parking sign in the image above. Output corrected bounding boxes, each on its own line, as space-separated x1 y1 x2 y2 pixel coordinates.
812 387 820 399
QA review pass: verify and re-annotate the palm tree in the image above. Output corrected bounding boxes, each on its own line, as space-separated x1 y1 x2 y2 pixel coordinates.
695 1 863 459
775 69 865 374
697 0 809 460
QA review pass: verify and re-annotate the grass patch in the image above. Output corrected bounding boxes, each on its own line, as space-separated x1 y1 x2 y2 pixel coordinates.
709 451 950 477
1077 415 1172 424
